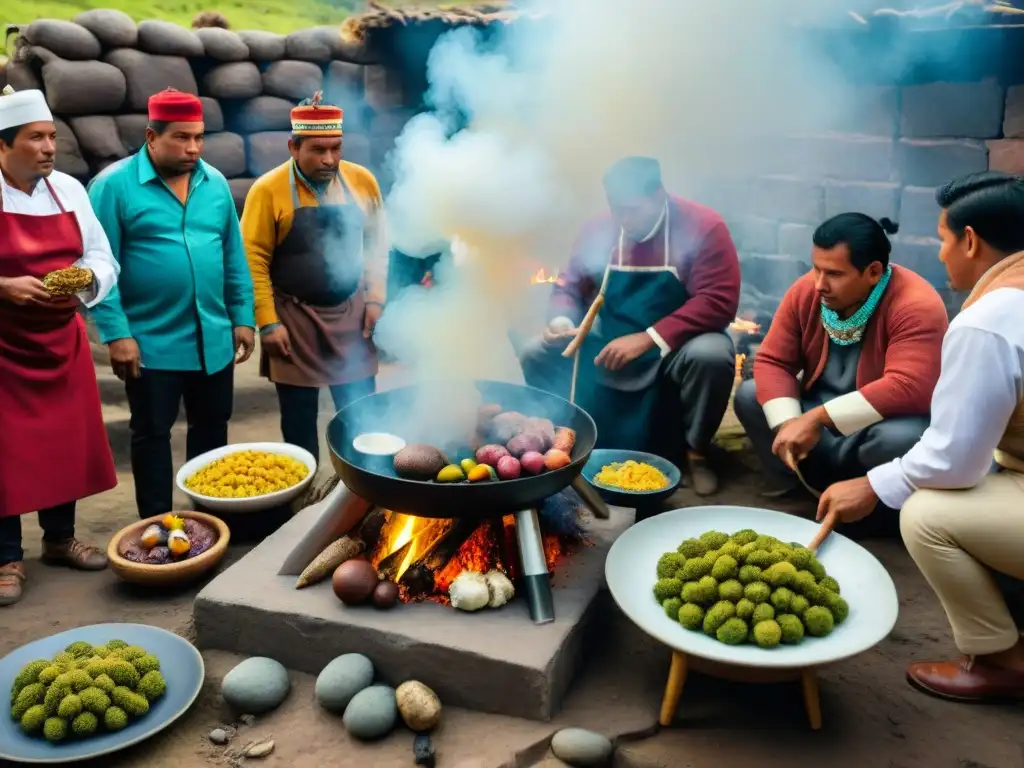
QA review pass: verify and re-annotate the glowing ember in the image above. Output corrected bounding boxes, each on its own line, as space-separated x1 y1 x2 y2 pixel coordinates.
530 268 564 286
434 524 504 594
371 512 452 583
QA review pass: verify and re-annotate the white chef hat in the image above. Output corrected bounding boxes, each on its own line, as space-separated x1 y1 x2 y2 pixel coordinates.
0 86 54 132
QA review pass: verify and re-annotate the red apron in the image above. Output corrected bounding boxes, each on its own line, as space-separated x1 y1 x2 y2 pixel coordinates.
0 178 117 518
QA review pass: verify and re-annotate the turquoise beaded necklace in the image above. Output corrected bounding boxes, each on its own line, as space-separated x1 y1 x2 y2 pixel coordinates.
819 265 892 345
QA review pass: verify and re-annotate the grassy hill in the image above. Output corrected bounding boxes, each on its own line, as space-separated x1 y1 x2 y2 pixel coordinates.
4 0 478 36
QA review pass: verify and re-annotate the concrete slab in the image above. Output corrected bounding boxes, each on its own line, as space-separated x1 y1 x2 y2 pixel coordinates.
193 503 634 721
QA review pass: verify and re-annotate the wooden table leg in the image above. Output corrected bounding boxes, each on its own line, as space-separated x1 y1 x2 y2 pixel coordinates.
801 667 822 730
658 651 688 727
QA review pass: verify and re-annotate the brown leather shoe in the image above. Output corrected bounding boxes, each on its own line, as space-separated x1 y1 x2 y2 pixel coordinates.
688 457 719 497
907 657 1024 702
0 562 26 607
41 539 107 571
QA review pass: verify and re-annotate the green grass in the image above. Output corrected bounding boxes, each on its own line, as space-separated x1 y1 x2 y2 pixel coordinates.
4 0 480 35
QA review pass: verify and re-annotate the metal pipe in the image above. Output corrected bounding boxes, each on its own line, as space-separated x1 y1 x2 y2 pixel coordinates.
514 508 554 624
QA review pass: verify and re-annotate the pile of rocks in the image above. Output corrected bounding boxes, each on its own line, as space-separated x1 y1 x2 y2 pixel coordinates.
1 11 409 212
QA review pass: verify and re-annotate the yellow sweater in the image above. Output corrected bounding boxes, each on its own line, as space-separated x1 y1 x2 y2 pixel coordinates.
241 159 389 329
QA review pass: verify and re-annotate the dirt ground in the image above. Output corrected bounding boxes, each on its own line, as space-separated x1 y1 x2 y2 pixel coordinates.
1 354 1022 768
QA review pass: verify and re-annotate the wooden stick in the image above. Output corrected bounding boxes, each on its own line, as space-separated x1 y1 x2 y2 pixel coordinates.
801 667 823 730
658 651 688 727
806 525 830 554
571 475 610 520
562 294 604 358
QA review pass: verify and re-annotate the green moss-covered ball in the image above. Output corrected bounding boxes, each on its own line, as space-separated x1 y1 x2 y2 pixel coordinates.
103 706 128 732
718 578 744 603
743 581 771 604
769 587 795 612
42 717 68 743
656 552 685 579
663 597 683 620
752 619 783 648
696 575 719 604
71 711 99 737
19 705 47 734
734 597 756 621
751 602 775 625
702 600 736 636
716 617 749 645
56 693 82 720
710 555 739 581
803 606 835 637
777 613 805 644
676 538 708 558
678 603 705 630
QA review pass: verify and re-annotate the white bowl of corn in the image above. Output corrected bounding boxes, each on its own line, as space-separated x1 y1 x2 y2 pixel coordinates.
175 442 318 513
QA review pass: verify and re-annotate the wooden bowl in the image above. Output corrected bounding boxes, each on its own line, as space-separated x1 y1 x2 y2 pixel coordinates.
106 511 230 587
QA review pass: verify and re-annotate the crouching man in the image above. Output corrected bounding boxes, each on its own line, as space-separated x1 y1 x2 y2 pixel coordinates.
815 172 1024 701
733 213 948 534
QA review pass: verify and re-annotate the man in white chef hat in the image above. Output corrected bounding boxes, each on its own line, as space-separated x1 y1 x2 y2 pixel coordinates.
0 86 120 606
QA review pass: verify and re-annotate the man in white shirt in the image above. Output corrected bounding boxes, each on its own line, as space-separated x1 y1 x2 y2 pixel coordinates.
814 171 1024 702
0 86 120 606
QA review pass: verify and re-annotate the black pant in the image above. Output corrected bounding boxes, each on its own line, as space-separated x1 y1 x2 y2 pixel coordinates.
125 364 235 519
276 377 376 465
0 502 76 566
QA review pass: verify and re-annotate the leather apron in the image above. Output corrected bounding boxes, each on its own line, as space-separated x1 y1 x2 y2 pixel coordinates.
0 178 117 517
260 164 378 387
570 203 689 452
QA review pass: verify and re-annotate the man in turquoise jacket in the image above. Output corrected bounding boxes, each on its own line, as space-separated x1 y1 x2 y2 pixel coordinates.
88 88 256 519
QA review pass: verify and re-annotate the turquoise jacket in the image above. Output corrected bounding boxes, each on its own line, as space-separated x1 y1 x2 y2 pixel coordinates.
88 149 256 372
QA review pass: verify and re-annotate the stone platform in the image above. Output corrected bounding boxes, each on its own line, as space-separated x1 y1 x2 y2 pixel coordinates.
193 503 633 721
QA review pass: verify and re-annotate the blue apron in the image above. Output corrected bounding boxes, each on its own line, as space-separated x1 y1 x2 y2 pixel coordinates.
571 203 689 452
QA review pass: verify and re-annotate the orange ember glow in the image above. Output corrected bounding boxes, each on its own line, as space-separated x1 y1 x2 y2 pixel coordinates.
372 510 569 605
530 268 564 286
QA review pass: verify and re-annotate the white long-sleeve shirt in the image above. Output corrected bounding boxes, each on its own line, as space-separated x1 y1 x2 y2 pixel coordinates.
0 170 119 307
867 286 1024 509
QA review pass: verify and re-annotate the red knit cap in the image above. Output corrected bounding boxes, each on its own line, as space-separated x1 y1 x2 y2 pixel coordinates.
290 91 343 137
148 88 203 123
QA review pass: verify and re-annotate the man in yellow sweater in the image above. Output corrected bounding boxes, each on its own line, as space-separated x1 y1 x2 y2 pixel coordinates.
241 92 388 464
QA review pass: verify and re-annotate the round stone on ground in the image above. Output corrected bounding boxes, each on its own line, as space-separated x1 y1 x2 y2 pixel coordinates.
550 728 613 767
395 680 442 731
315 653 374 714
221 657 291 714
342 684 397 741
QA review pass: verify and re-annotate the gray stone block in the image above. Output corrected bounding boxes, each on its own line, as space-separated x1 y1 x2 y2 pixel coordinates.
23 19 101 60
235 96 294 133
897 139 988 188
364 65 405 111
247 131 292 177
203 132 247 179
41 59 126 115
54 118 88 179
900 80 1005 139
73 9 137 49
749 177 824 225
194 27 249 61
823 181 900 222
738 253 808 299
204 62 263 100
114 114 148 154
68 116 126 161
105 49 198 112
988 140 1024 175
890 237 947 292
237 30 286 62
899 186 941 239
1005 86 1024 139
228 178 256 216
727 216 777 253
262 60 323 102
778 223 815 260
136 19 204 58
798 135 895 182
200 97 224 133
833 85 899 137
193 502 630 721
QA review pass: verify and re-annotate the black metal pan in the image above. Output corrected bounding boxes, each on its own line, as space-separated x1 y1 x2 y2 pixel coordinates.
327 380 597 519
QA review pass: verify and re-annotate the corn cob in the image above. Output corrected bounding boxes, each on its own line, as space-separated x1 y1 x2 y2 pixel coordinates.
295 536 364 589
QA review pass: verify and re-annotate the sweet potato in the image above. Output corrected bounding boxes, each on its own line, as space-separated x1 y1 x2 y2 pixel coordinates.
552 427 576 454
543 448 571 471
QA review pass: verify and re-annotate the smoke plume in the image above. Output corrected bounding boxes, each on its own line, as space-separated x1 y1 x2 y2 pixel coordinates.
372 0 863 434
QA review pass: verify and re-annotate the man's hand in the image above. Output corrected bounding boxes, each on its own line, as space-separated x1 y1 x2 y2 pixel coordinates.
261 325 292 359
771 409 825 471
108 338 142 381
812 476 879 547
233 326 255 364
594 332 655 371
541 317 578 349
0 276 55 306
363 302 382 339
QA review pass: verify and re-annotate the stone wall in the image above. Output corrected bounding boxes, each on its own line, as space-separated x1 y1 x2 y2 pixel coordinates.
687 80 1024 319
0 11 406 214
3 10 1024 317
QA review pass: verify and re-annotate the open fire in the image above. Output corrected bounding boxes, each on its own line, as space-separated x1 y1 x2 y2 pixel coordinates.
529 268 565 286
366 494 582 606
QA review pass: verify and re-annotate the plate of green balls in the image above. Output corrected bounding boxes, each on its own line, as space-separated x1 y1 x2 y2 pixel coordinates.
605 506 899 669
1 623 204 763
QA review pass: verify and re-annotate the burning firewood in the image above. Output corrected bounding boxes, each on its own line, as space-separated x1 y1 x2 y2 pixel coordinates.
399 518 480 597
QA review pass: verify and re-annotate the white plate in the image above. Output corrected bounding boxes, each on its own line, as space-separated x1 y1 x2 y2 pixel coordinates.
605 506 899 669
175 442 317 513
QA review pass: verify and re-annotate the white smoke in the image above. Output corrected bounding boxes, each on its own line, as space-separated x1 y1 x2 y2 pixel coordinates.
373 0 861 429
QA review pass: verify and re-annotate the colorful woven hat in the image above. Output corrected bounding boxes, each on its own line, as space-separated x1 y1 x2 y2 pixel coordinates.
290 91 343 137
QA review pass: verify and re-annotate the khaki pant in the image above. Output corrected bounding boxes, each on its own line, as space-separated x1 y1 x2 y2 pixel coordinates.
900 471 1024 655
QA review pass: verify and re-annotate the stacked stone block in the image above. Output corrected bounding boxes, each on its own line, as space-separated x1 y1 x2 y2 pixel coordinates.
688 77 1021 317
1 12 406 214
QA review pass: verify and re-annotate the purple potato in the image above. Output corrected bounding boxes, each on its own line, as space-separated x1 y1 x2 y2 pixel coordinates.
489 412 528 443
506 431 547 458
145 546 172 564
524 418 555 449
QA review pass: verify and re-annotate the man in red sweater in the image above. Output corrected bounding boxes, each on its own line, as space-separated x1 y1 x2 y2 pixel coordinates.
733 213 948 528
520 157 740 495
